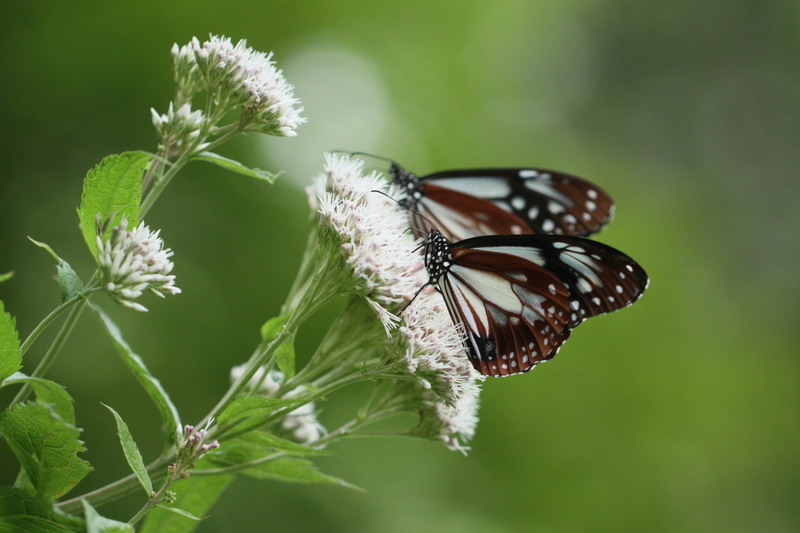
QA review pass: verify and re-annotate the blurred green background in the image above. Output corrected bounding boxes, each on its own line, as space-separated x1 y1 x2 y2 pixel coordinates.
1 1 799 531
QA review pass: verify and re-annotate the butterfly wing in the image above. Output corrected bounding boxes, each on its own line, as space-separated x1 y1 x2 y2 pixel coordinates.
416 169 615 241
439 246 574 376
438 235 648 377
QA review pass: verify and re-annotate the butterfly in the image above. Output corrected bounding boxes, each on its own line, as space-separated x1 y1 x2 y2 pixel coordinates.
422 229 648 377
387 161 615 241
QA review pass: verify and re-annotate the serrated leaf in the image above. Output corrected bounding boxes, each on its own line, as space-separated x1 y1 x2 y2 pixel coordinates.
194 151 279 184
102 404 153 495
140 474 234 533
82 499 134 533
0 403 92 499
259 314 290 343
208 431 329 469
239 457 361 490
0 301 22 382
0 486 84 532
217 396 297 428
28 238 84 302
275 334 295 379
0 271 13 283
94 308 181 446
1 372 75 424
79 152 151 258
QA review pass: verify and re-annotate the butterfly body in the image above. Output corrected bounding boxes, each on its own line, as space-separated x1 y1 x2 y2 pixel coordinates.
423 229 648 377
390 163 615 241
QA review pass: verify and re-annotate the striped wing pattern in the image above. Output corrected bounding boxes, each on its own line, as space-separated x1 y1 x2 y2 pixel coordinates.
415 168 615 241
433 234 648 377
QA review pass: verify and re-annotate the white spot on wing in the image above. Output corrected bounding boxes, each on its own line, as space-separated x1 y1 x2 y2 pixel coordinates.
519 170 538 178
511 196 525 210
432 177 512 197
577 278 593 293
523 179 572 204
474 246 546 266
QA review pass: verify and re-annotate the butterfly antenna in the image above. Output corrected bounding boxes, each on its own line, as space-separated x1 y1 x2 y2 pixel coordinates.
329 150 397 165
369 189 440 235
348 152 398 165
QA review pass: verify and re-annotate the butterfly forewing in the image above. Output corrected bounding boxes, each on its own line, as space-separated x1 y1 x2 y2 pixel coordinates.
427 231 649 377
415 168 615 240
410 184 530 243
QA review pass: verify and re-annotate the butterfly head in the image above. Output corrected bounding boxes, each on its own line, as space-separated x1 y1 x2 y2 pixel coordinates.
388 163 422 209
424 229 454 285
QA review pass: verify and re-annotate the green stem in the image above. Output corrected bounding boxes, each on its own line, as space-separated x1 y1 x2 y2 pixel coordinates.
195 411 387 477
57 454 173 514
201 247 342 428
128 471 176 526
10 297 90 406
18 289 99 358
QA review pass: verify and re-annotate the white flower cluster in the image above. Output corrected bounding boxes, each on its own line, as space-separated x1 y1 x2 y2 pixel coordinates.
171 35 305 136
281 385 327 444
150 102 206 151
229 365 326 444
230 363 283 395
97 218 181 312
317 153 421 331
400 290 483 453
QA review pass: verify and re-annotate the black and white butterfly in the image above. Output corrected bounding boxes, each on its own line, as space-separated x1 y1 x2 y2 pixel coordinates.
388 162 615 241
422 229 648 377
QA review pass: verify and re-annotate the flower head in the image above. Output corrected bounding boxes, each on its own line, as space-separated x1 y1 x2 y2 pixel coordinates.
317 153 421 331
97 217 181 312
178 420 219 467
399 291 483 453
281 385 327 444
151 102 207 153
172 35 305 136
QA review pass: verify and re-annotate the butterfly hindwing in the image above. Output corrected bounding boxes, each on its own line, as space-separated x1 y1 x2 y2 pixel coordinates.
440 245 574 376
428 232 648 377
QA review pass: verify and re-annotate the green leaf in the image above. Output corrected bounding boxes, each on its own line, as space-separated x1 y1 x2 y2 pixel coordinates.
217 396 297 428
94 308 181 446
194 151 279 184
259 314 290 343
28 237 84 302
0 486 83 532
0 301 22 382
1 373 76 424
239 457 361 490
82 499 134 533
102 404 153 495
79 152 151 258
275 334 295 380
56 262 83 302
140 474 234 533
0 403 92 499
153 506 203 521
0 271 13 283
208 431 329 469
